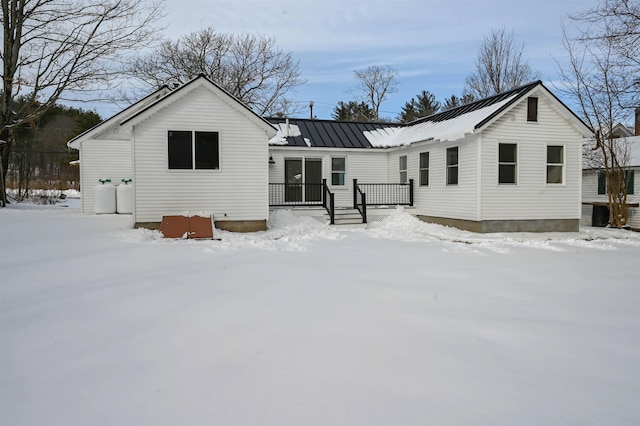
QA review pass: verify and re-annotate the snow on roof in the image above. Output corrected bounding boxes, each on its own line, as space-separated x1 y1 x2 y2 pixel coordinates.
365 95 517 148
269 122 311 147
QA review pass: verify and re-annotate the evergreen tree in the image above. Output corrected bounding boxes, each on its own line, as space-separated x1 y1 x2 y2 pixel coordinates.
331 101 375 121
442 94 476 111
398 90 441 123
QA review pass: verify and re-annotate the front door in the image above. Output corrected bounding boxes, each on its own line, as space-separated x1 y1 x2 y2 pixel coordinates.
284 158 322 203
305 158 322 202
284 158 302 202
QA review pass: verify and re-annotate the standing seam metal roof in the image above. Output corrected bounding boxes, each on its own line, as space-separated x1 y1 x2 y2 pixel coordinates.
266 118 402 148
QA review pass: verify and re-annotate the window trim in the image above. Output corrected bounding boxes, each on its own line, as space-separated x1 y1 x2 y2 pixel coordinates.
498 143 518 185
167 130 221 171
446 146 459 186
419 152 429 186
546 144 565 185
399 155 408 184
331 156 346 187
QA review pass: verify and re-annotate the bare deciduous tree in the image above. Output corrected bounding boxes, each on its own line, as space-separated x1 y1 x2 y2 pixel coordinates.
464 27 539 100
352 65 398 121
1 0 164 205
559 0 639 227
126 27 306 117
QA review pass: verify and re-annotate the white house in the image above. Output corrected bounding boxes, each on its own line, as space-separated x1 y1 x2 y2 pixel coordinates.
268 81 592 232
68 77 592 233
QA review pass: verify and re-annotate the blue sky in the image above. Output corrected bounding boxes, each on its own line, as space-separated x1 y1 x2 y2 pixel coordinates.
103 0 601 120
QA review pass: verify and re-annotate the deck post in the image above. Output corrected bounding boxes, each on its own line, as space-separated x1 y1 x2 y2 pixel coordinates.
362 193 367 224
329 192 335 224
353 179 358 209
409 179 414 206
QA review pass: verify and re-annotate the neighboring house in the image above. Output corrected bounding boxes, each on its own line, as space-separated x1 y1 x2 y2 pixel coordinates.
582 135 640 230
68 77 592 233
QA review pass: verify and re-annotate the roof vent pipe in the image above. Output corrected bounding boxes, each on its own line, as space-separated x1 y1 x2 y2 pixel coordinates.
285 118 290 137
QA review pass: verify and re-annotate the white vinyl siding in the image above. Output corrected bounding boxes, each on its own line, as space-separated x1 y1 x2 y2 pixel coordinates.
79 139 132 214
269 147 389 208
133 84 270 223
480 94 583 221
389 137 479 221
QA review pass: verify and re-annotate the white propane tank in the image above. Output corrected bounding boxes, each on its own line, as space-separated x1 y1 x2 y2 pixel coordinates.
116 179 134 214
94 179 116 214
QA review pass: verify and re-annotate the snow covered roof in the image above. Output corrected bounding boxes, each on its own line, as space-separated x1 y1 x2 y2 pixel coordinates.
269 81 590 149
366 95 517 147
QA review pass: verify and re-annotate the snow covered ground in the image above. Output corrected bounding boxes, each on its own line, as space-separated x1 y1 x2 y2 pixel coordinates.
1 197 639 426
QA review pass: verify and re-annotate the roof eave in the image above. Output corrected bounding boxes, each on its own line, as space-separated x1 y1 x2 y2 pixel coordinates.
67 86 171 149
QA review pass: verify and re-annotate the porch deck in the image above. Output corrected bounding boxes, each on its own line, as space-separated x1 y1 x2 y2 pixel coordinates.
269 180 415 225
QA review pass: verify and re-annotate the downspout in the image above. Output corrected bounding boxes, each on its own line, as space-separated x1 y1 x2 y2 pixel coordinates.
131 125 137 226
79 146 85 214
477 133 482 222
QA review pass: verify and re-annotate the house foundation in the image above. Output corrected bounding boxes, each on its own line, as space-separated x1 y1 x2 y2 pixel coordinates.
417 216 579 233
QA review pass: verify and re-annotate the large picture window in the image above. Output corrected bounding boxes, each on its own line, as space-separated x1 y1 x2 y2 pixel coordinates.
446 147 458 185
546 145 564 184
498 143 517 184
168 130 219 170
399 155 407 184
331 157 345 186
419 152 429 186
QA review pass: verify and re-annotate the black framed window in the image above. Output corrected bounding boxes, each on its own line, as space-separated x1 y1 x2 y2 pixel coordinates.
498 143 517 184
419 152 429 186
446 147 458 185
168 130 219 170
168 131 193 169
195 131 219 169
527 97 538 122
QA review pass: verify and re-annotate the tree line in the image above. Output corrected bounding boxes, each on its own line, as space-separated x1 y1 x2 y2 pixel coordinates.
5 101 101 199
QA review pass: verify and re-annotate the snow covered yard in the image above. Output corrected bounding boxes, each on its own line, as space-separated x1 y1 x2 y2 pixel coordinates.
1 200 639 426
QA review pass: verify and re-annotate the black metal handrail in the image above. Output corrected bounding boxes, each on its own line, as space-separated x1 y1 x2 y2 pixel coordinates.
269 180 334 224
354 179 414 206
269 182 323 206
353 179 367 224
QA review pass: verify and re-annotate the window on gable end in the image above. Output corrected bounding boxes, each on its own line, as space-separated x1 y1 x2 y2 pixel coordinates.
527 97 538 122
